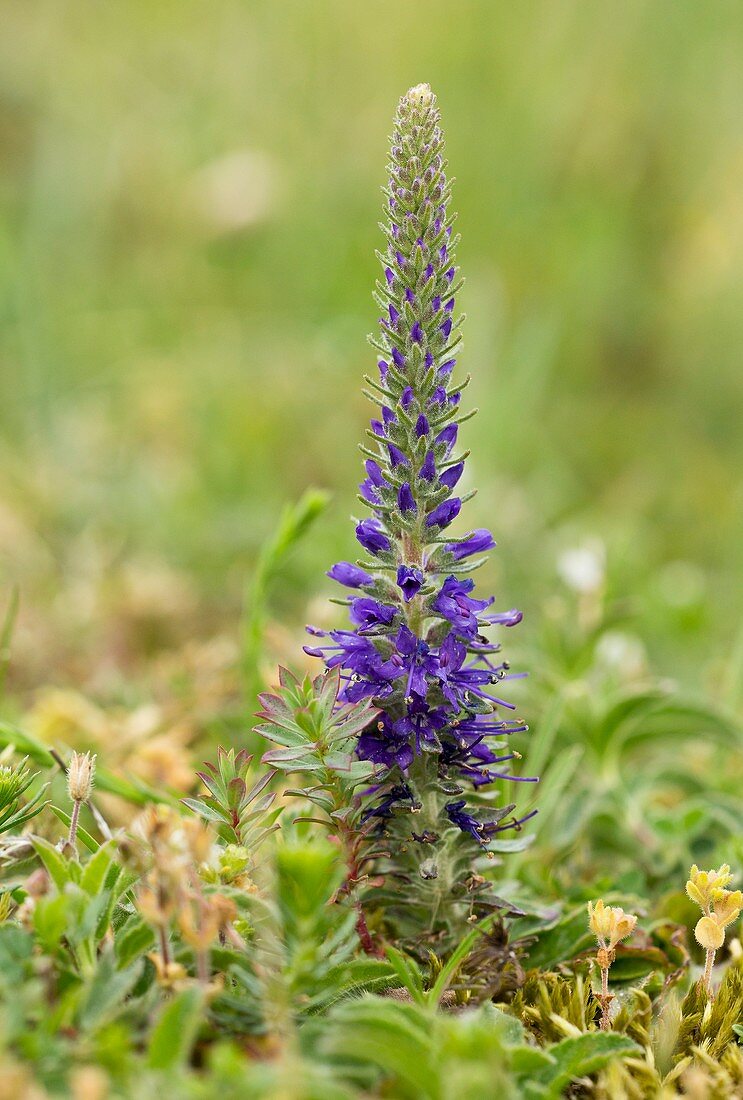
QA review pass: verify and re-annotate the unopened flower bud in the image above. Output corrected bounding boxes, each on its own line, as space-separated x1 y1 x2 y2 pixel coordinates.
686 863 733 910
714 889 742 928
67 751 96 803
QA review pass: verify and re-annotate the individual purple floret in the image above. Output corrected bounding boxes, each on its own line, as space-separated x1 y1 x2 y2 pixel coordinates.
306 83 536 866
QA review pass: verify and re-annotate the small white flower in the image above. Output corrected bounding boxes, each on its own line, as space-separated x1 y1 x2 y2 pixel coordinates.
557 540 605 594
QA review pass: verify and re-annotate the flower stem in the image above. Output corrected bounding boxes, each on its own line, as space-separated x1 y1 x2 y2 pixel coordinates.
196 947 209 985
702 947 715 997
355 904 378 956
599 965 611 1030
158 924 171 970
67 798 81 852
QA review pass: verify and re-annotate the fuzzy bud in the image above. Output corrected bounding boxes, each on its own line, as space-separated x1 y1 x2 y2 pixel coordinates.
588 898 637 951
67 751 96 803
714 889 742 928
686 863 733 910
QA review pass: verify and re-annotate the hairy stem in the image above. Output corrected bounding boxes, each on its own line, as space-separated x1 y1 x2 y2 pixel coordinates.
599 965 611 1030
67 798 81 852
702 947 715 997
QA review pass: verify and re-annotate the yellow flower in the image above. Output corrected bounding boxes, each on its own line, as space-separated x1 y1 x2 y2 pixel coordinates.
686 864 733 910
588 899 637 950
695 915 725 952
714 889 742 928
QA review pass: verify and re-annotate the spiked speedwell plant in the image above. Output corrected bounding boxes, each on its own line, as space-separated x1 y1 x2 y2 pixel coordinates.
304 84 537 947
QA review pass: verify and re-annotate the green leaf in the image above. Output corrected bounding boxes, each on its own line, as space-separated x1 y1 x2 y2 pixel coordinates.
510 1046 556 1079
384 946 426 1005
32 894 69 955
50 806 99 853
76 949 143 1032
0 923 33 983
115 918 156 969
147 985 206 1070
480 1004 527 1046
521 905 595 970
0 721 55 767
80 840 118 897
534 1033 640 1095
31 836 74 892
426 912 498 1008
322 997 437 1099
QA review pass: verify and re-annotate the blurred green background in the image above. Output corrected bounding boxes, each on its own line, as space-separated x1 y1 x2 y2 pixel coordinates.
1 0 742 702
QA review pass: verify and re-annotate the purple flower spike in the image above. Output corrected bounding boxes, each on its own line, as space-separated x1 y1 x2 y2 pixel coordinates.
398 482 417 513
356 518 391 556
327 562 373 588
305 85 533 884
426 497 461 529
397 564 425 602
445 529 496 560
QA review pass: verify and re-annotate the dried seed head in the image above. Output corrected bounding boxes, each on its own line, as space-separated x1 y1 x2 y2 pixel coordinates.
588 898 637 951
67 751 96 803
